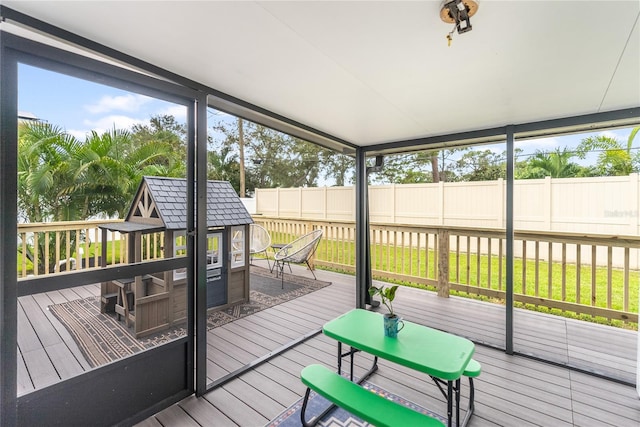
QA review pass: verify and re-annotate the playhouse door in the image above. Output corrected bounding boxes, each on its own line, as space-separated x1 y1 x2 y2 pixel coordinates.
206 232 226 308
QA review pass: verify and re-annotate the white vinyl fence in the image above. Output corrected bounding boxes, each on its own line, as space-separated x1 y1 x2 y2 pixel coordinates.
255 174 640 236
255 174 640 269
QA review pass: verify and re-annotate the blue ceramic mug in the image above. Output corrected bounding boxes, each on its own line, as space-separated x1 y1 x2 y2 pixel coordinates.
383 315 405 338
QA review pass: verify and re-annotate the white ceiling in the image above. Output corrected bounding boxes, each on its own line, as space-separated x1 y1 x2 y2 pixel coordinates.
3 1 640 148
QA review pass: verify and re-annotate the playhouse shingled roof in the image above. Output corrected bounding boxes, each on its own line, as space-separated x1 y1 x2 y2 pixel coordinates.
129 176 253 230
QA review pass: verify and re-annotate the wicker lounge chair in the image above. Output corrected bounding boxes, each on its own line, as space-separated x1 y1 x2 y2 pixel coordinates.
249 223 272 270
273 229 323 288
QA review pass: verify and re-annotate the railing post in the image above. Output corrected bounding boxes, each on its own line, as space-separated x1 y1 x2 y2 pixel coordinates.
437 228 450 297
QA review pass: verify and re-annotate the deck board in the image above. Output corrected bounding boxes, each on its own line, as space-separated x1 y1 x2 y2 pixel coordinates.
153 403 200 427
204 387 268 426
31 292 90 371
223 377 286 420
239 370 300 406
15 261 640 426
178 394 237 427
206 342 244 373
16 350 34 396
18 296 61 348
20 347 59 390
17 301 45 353
210 327 271 360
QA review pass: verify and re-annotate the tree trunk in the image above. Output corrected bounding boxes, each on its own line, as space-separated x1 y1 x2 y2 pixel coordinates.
238 118 246 197
431 153 440 183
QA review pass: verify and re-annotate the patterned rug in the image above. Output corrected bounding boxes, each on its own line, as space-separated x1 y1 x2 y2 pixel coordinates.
265 380 448 427
49 267 330 368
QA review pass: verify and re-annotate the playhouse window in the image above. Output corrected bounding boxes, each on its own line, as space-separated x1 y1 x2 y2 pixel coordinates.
230 226 244 268
173 231 187 280
207 232 222 269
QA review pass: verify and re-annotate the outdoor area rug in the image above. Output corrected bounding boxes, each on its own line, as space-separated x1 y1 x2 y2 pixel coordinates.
265 380 448 427
48 266 330 368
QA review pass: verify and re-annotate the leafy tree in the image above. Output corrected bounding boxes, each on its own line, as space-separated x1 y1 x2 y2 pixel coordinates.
575 134 638 176
422 149 467 182
207 142 242 192
211 118 332 191
131 115 186 158
454 149 505 181
369 149 465 184
320 151 354 186
237 118 247 197
368 153 430 184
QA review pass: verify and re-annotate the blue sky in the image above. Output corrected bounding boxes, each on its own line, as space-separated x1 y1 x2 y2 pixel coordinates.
18 63 636 169
18 64 187 140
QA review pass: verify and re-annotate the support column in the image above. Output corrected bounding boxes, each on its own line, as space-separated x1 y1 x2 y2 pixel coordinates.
506 126 515 355
0 32 18 426
355 148 368 309
194 95 207 395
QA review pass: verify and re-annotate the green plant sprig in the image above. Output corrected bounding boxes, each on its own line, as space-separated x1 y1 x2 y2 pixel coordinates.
368 285 399 317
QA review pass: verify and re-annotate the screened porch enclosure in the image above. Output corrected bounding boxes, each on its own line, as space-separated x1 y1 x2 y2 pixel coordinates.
1 2 639 426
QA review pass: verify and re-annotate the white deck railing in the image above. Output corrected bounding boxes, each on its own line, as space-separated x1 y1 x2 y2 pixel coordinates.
16 217 639 323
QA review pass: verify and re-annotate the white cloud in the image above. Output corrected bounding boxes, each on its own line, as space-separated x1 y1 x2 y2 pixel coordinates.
83 115 147 134
160 104 188 121
598 129 625 141
515 136 561 151
67 129 90 141
85 94 152 114
484 145 505 155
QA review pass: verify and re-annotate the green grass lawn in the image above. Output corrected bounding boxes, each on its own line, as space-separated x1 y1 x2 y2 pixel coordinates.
316 238 638 328
17 240 124 275
18 234 637 328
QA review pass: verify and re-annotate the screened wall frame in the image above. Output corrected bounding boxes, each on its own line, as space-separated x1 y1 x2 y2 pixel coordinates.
0 30 211 427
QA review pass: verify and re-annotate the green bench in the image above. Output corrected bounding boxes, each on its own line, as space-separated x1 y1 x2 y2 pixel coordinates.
300 364 445 427
462 358 481 425
463 358 481 378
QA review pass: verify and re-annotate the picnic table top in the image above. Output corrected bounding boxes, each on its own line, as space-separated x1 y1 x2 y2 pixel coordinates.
323 308 475 380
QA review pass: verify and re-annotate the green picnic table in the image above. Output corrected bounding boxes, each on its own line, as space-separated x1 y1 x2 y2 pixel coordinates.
311 308 477 427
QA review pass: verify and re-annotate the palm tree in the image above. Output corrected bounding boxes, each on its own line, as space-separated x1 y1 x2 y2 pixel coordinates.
576 133 638 176
18 121 85 272
526 147 580 178
76 128 184 218
208 144 241 191
18 121 82 222
627 126 639 149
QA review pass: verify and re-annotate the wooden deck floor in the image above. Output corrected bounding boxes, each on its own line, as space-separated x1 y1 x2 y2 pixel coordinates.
16 261 640 425
17 283 99 396
141 261 640 427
